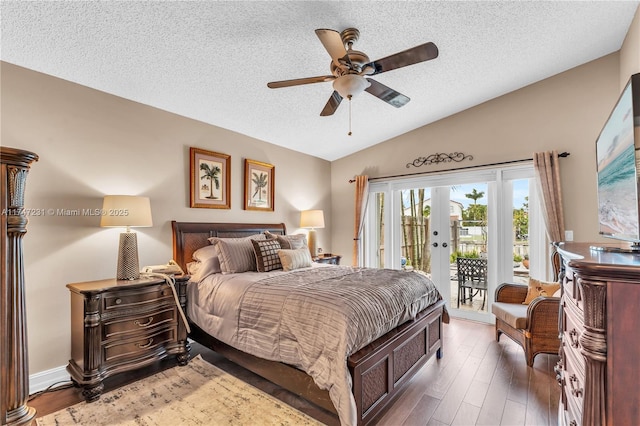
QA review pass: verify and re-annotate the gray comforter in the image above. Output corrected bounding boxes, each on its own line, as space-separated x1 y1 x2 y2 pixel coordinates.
189 265 442 425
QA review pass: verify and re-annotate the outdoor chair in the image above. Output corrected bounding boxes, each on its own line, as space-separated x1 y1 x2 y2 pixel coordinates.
456 257 488 309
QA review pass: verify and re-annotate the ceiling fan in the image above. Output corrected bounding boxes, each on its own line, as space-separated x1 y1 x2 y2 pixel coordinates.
267 28 439 119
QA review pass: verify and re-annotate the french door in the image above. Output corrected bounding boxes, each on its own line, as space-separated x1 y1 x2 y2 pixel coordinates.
363 166 544 323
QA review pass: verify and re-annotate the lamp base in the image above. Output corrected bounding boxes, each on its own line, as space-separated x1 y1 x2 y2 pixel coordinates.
308 229 318 258
117 232 140 280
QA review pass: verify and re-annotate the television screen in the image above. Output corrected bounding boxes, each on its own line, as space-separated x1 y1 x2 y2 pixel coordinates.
595 73 640 247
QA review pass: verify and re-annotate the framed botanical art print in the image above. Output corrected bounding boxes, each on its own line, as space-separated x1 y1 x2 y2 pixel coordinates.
190 147 231 209
244 159 274 211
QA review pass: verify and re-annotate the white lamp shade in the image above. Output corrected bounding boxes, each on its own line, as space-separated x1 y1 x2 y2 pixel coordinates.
300 209 325 229
100 195 153 228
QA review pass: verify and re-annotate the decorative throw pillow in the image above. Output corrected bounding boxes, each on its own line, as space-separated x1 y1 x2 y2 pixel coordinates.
522 277 561 304
209 234 265 274
265 231 308 250
251 239 283 272
278 248 313 272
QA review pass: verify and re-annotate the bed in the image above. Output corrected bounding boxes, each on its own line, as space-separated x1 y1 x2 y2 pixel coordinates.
171 221 447 426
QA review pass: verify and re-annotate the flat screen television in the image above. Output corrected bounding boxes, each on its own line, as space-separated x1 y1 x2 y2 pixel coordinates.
593 73 640 252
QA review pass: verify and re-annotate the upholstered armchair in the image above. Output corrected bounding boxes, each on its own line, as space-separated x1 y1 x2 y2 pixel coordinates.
491 283 560 366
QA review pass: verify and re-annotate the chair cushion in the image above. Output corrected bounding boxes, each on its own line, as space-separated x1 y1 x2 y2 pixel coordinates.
492 302 528 329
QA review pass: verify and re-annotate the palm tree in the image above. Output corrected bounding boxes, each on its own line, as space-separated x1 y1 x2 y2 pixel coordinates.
200 162 220 199
465 188 485 221
252 172 268 201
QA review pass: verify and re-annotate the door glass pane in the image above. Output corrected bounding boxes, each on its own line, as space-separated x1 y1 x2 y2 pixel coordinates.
512 179 530 284
450 183 489 314
400 189 431 272
374 192 385 268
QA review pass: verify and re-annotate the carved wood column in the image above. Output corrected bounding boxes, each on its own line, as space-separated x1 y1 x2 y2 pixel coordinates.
578 277 607 426
1 147 38 426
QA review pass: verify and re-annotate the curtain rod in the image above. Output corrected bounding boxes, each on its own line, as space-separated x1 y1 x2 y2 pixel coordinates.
348 151 570 183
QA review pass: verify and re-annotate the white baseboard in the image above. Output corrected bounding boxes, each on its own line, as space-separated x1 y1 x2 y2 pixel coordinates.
30 365 71 394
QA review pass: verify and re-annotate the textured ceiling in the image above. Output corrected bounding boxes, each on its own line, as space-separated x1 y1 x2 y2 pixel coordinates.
2 1 638 161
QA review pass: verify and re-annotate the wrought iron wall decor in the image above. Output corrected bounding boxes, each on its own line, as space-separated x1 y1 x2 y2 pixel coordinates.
406 152 473 168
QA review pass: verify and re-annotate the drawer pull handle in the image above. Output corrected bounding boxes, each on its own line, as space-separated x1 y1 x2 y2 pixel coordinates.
569 374 583 397
134 317 154 327
569 329 579 348
115 298 122 305
137 338 153 349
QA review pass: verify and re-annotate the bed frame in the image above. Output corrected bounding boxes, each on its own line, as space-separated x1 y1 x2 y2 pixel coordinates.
171 221 446 425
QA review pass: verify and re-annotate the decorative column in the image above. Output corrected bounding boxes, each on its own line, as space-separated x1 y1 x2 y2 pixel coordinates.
1 147 38 426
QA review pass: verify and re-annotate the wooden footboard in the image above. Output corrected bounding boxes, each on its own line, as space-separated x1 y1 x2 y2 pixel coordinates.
188 299 445 425
349 300 445 425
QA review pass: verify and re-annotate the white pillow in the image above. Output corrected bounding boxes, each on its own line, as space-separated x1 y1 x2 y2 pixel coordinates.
278 248 313 271
192 244 219 262
187 256 222 282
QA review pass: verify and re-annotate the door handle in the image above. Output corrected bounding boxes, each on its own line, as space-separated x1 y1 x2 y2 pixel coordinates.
442 243 448 248
432 242 438 247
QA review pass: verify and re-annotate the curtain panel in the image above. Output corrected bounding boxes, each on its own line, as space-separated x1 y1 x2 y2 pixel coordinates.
352 175 369 266
533 150 565 243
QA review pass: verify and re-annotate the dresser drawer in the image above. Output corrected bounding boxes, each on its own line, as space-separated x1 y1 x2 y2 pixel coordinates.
562 267 583 311
563 300 584 361
562 345 585 425
103 285 174 313
103 306 177 340
103 327 176 364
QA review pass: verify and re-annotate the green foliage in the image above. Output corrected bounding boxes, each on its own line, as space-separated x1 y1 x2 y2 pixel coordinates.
450 249 480 263
513 253 523 262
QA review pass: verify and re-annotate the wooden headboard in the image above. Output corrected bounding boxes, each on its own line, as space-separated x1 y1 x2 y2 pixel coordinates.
171 221 287 271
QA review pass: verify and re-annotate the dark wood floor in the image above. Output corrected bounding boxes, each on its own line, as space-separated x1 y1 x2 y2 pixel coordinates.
29 318 559 425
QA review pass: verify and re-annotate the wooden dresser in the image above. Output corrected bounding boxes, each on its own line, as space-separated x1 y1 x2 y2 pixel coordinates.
555 242 640 426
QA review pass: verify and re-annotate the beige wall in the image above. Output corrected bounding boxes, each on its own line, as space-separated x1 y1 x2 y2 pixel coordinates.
1 62 331 374
331 53 622 266
620 5 640 88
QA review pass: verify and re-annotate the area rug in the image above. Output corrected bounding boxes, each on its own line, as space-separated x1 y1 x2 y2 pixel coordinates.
36 355 324 425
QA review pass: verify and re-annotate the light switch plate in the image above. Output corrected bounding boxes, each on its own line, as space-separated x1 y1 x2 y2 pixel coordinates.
565 230 574 241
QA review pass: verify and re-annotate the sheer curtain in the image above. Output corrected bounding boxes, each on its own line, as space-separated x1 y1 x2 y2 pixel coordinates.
352 175 369 266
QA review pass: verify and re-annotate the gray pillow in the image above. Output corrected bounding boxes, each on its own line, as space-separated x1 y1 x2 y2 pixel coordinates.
265 231 307 250
209 234 266 273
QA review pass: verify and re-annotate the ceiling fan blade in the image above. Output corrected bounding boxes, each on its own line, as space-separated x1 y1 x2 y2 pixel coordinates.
365 42 438 75
315 29 349 67
320 91 343 116
365 78 410 108
267 75 335 89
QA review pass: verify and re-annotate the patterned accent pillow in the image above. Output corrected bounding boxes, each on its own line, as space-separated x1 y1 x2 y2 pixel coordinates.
251 239 283 272
265 231 307 250
209 234 266 274
278 248 313 272
522 277 561 304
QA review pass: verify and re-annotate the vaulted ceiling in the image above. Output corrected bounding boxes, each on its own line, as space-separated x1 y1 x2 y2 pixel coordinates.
2 1 638 161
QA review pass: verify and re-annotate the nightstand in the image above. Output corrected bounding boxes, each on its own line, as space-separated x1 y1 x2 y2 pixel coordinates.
66 275 190 402
314 254 341 265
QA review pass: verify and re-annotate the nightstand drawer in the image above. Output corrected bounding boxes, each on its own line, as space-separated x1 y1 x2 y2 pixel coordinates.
103 327 176 364
103 285 173 312
103 306 177 340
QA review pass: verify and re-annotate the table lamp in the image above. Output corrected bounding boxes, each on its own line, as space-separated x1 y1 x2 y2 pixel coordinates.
100 195 153 280
300 209 324 257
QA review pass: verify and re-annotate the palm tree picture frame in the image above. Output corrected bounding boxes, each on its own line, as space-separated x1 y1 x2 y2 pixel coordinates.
190 147 231 209
244 159 274 211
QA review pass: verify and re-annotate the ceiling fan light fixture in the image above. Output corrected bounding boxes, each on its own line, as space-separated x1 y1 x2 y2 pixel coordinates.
332 74 370 99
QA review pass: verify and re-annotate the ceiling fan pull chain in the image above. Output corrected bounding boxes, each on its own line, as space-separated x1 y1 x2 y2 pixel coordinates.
348 95 352 136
